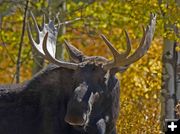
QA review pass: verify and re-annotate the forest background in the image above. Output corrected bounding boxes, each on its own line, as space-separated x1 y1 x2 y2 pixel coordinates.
0 0 180 133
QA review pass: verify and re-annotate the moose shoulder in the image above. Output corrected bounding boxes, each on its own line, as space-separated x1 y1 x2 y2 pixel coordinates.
0 65 73 134
0 12 156 134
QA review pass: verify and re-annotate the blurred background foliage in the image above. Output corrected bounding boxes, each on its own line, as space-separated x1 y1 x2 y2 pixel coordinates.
0 0 180 133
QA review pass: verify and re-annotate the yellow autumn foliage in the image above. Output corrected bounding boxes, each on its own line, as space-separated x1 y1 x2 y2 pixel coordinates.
0 1 164 133
118 38 162 134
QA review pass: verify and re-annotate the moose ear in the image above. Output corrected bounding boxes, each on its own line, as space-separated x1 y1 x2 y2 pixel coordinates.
64 40 87 63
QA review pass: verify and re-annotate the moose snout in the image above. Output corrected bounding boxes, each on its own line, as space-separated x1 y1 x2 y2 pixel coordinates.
65 114 87 126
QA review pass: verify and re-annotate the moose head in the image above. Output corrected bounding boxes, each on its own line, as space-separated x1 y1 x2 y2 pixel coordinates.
28 12 156 133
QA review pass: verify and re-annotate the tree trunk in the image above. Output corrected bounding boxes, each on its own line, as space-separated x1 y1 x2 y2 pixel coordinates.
161 37 176 132
160 0 180 132
55 1 66 60
175 0 180 113
16 0 29 83
176 41 180 103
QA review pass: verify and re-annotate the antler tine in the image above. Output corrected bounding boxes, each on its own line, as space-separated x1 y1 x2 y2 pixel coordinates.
64 40 83 57
28 12 79 70
42 33 78 70
124 14 156 65
30 11 40 35
64 40 86 63
137 25 148 49
121 26 149 64
27 12 59 58
27 23 36 46
103 13 156 70
27 22 45 57
123 29 131 57
114 26 147 66
27 12 47 58
101 31 131 64
101 34 120 62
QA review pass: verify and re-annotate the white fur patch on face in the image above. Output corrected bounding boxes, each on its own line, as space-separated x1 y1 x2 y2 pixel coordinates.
74 82 88 102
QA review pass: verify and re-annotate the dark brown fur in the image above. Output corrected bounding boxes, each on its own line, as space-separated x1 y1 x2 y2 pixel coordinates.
0 63 119 134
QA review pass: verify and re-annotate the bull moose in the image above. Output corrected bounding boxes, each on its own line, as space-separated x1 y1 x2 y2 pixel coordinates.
0 12 156 134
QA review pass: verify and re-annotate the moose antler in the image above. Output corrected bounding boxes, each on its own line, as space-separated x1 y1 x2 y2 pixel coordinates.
42 33 78 70
102 13 156 70
28 12 156 71
27 12 58 58
27 12 78 70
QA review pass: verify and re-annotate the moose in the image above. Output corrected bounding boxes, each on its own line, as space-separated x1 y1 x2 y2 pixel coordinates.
0 12 156 134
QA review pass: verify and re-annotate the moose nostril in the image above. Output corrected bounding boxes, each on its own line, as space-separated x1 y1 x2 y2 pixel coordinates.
64 115 86 126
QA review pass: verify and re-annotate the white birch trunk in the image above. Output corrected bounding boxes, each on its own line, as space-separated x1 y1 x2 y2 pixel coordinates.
161 38 176 132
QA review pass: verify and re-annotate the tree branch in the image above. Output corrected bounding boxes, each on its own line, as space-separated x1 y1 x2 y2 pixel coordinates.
15 0 29 83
